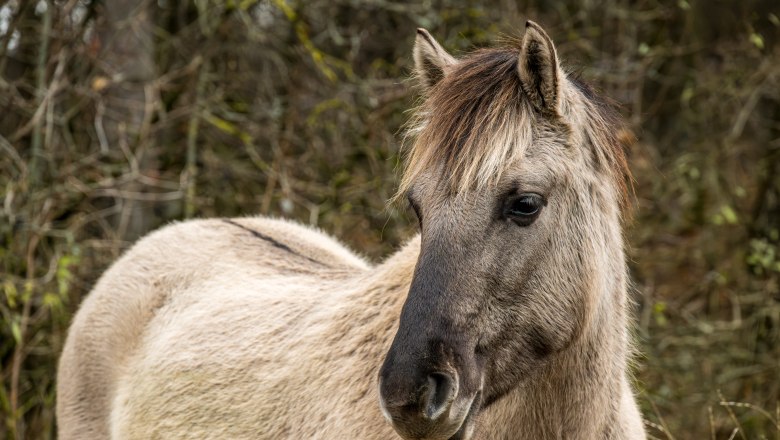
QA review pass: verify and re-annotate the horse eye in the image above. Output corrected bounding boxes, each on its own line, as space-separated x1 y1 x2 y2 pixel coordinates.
504 194 545 225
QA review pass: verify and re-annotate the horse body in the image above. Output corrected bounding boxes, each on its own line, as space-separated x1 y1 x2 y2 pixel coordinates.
58 21 646 440
58 217 403 439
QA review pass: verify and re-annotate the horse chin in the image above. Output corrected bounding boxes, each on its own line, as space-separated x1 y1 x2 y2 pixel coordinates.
446 390 482 440
384 389 482 440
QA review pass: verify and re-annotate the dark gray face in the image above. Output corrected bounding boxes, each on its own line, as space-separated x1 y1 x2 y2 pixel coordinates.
378 140 602 439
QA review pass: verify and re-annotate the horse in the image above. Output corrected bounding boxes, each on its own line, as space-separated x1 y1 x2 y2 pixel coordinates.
57 21 646 439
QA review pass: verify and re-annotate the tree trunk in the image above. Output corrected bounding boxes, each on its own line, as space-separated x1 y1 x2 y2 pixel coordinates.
93 0 156 241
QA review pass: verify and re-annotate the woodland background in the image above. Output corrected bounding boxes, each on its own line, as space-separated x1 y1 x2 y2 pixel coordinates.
0 0 779 438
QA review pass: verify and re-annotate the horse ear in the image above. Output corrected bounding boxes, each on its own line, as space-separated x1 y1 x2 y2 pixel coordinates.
518 21 563 114
414 28 456 90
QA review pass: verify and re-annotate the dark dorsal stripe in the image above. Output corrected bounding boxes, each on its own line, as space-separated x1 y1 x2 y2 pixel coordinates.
221 219 329 268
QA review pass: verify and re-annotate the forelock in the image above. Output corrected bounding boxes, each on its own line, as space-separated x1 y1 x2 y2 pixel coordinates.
400 47 535 196
397 43 632 216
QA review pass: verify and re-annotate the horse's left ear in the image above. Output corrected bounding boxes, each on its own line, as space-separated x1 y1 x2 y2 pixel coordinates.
518 21 563 115
414 28 457 90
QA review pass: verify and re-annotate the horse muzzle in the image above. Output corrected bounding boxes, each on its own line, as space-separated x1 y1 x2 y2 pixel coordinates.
379 365 482 440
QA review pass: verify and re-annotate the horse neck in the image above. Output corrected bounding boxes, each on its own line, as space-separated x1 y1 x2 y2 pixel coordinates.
482 239 631 438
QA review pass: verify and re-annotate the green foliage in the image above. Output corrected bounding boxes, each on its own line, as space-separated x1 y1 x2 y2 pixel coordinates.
1 0 779 438
748 237 780 275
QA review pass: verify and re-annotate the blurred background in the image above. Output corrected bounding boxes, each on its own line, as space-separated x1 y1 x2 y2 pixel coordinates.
0 0 778 438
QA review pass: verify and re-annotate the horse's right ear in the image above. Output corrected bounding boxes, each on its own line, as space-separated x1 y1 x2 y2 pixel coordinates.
518 21 563 115
414 28 456 90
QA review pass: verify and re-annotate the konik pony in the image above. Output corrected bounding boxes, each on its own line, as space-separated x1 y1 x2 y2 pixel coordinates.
58 21 646 439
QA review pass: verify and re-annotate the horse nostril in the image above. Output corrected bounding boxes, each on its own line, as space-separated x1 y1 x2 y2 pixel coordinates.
422 372 458 421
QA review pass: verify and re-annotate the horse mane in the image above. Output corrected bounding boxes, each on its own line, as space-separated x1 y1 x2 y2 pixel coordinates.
567 75 633 215
398 43 632 214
